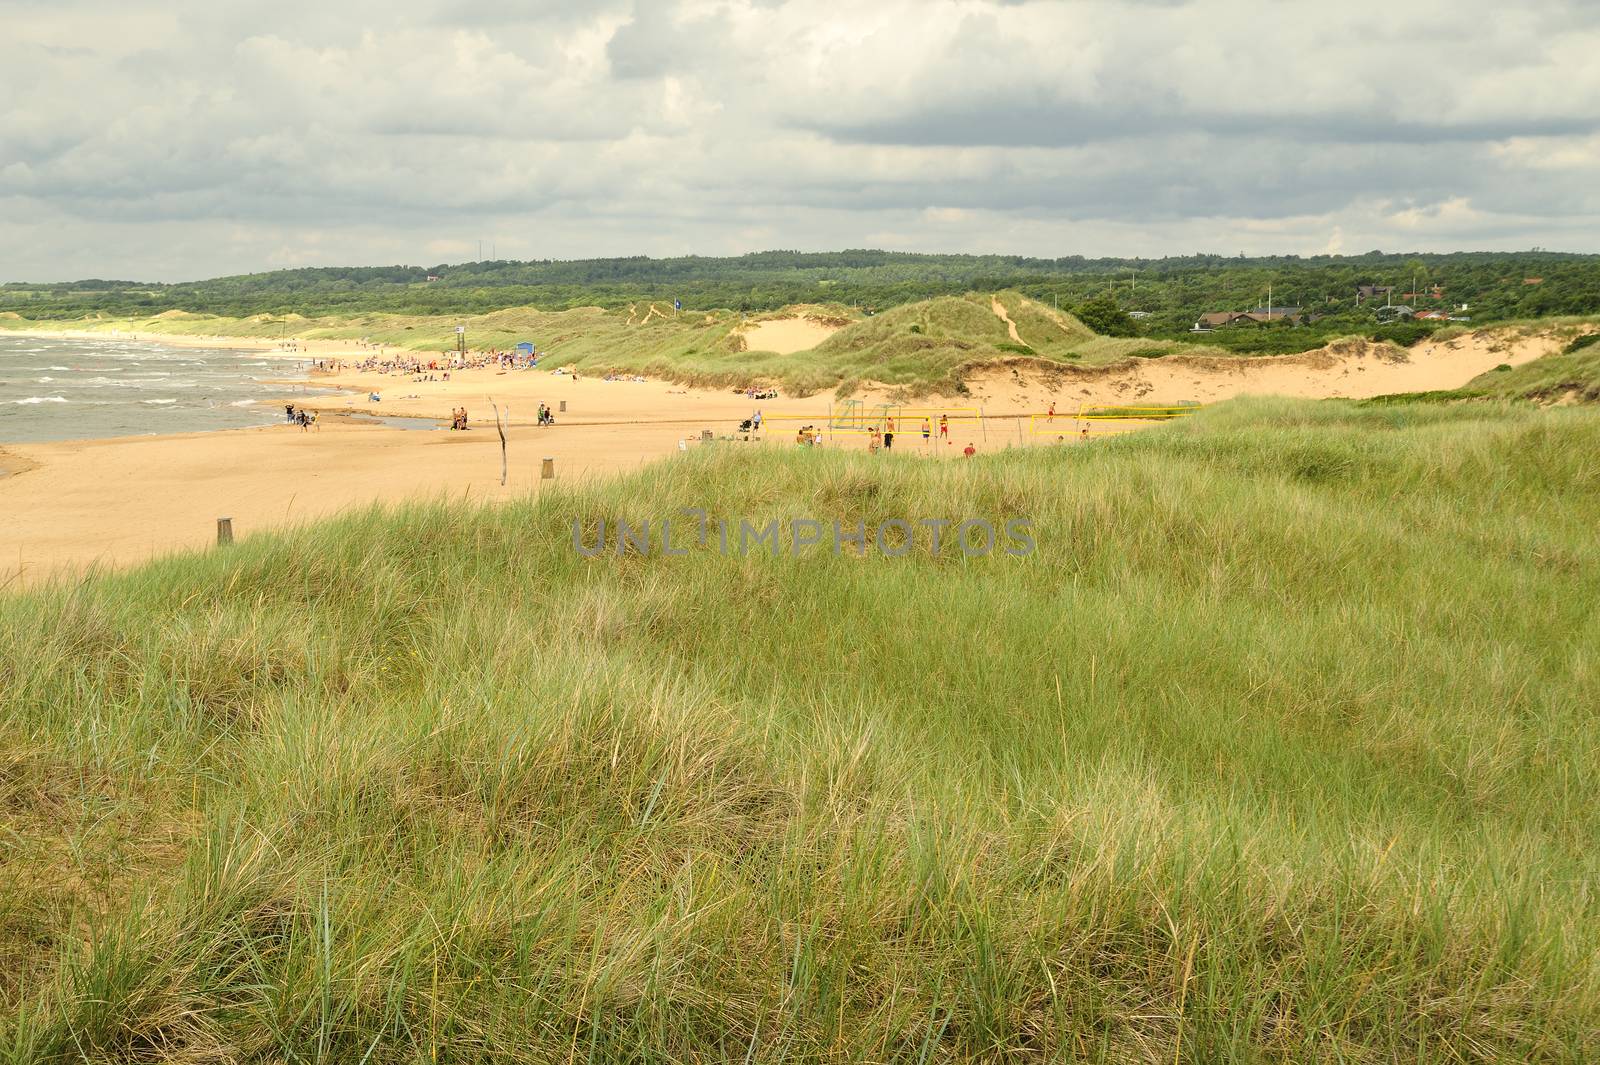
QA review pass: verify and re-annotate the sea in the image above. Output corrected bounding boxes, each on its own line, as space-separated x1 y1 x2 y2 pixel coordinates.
0 335 331 444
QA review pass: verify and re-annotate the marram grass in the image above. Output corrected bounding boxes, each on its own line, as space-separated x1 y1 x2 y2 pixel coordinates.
3 398 1599 1062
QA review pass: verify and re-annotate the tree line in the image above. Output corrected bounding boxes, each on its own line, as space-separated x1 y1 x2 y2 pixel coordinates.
5 251 1596 349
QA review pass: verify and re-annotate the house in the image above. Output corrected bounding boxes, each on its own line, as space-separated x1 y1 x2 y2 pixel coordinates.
1194 311 1247 330
1127 310 1152 320
1376 305 1415 321
425 274 443 282
1193 308 1304 330
1414 310 1449 321
1243 307 1302 324
1356 284 1395 304
1403 285 1445 301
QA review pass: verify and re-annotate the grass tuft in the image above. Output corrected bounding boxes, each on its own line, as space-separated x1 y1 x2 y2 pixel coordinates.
4 399 1600 1060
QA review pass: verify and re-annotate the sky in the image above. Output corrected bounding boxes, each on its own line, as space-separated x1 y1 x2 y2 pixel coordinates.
4 0 1599 281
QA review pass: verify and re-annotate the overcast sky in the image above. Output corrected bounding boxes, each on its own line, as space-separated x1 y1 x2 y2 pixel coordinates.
5 0 1599 281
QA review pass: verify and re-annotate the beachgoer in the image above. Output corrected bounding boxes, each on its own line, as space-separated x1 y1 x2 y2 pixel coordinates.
939 415 949 439
1080 425 1089 442
1047 403 1055 422
285 403 295 424
884 429 894 450
921 418 930 441
963 442 976 457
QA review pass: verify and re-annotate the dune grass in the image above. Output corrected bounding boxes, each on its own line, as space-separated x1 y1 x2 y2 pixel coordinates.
3 398 1599 1061
0 295 1232 398
1459 329 1600 403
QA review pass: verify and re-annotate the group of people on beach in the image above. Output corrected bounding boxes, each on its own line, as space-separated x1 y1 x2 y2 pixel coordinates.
537 403 556 426
283 404 318 431
450 407 470 430
332 348 538 378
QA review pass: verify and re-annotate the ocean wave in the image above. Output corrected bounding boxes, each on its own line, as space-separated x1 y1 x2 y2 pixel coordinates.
229 399 255 407
37 376 54 383
14 396 68 405
142 398 178 405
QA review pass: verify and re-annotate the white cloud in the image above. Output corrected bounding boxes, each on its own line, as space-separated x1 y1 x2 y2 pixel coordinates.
1 0 1597 280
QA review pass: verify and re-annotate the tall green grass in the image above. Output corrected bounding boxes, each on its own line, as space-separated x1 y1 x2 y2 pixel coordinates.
3 399 1599 1061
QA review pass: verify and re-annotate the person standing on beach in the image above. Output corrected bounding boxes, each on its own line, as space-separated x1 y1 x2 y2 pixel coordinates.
939 414 949 441
921 418 930 442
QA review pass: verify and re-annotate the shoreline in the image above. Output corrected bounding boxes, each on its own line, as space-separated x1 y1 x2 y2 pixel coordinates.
0 325 403 360
0 323 1575 585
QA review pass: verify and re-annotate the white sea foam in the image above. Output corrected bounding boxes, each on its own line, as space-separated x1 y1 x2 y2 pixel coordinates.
15 396 68 405
143 398 178 405
229 399 255 407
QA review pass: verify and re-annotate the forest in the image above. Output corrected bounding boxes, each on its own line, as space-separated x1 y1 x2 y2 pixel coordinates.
4 250 1596 351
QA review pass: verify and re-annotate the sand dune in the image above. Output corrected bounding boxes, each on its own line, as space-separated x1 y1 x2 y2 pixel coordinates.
738 317 842 354
961 329 1558 408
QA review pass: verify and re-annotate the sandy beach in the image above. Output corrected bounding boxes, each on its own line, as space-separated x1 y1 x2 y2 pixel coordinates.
0 326 1563 585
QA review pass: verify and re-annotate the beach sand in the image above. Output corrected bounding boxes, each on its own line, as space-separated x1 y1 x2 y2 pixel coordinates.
0 326 1563 585
738 317 843 354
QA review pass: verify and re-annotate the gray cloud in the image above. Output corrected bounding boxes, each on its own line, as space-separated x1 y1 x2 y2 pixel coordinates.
1 0 1597 281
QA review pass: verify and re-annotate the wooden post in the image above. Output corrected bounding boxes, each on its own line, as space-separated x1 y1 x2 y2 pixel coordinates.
489 398 508 486
559 400 567 413
217 517 233 546
541 457 555 480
